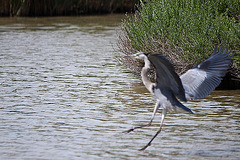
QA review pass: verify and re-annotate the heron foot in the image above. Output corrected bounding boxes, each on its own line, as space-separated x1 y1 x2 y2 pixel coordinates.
123 121 153 134
122 128 134 133
138 143 151 151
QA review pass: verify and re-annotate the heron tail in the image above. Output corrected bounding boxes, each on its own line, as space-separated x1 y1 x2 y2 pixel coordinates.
175 101 195 114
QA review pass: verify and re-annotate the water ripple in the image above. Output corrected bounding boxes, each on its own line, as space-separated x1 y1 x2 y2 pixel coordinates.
0 15 239 159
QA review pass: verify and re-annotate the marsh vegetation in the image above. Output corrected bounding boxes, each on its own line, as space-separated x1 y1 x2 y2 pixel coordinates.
118 0 240 88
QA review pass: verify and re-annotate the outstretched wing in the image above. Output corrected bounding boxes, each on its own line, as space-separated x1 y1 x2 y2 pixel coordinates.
180 46 233 100
148 54 186 101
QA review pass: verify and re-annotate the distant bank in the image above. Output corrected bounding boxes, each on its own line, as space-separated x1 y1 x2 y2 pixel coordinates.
0 0 139 16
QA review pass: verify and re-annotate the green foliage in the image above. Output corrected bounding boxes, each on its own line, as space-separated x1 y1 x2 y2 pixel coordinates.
123 0 240 66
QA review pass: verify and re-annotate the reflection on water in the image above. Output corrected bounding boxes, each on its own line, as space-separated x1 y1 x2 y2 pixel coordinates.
0 15 239 159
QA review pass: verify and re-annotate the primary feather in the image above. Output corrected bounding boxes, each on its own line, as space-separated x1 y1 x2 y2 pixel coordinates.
180 46 233 100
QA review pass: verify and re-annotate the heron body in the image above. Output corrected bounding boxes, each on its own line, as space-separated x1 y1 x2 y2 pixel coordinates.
124 46 233 150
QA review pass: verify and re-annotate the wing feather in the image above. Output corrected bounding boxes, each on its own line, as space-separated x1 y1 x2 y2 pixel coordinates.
180 46 233 100
148 54 186 101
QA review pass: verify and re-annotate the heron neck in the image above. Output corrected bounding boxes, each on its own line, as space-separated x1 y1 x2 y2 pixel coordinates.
141 58 153 93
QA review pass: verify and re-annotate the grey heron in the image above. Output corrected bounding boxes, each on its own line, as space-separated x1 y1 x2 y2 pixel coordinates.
123 46 233 150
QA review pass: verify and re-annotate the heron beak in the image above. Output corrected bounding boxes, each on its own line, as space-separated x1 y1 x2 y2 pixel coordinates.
124 54 137 58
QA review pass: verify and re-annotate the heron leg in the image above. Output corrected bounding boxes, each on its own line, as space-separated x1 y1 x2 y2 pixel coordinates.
139 108 167 151
123 101 161 133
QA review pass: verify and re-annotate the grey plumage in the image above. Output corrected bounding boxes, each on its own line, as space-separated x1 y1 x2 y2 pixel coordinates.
181 46 232 100
148 54 187 102
123 46 233 150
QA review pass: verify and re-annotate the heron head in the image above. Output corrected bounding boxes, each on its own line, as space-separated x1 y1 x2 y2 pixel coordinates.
124 52 148 60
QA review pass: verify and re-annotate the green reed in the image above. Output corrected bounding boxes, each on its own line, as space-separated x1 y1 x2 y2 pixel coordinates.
121 0 240 68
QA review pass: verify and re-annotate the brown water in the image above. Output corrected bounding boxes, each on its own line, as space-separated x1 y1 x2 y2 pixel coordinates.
0 15 239 159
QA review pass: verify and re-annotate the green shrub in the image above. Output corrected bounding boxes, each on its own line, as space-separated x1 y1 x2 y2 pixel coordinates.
120 0 240 75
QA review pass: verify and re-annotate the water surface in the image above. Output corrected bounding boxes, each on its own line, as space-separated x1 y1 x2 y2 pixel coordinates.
0 15 239 159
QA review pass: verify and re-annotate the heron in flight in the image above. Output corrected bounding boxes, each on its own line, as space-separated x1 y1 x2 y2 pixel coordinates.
124 46 232 150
